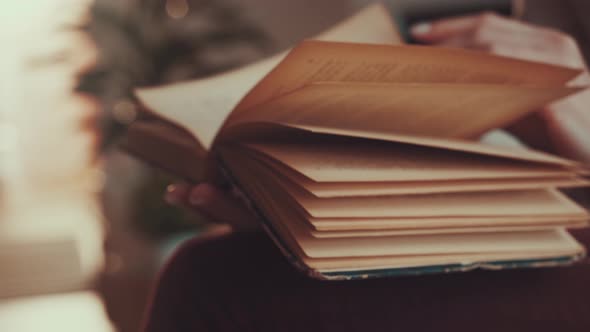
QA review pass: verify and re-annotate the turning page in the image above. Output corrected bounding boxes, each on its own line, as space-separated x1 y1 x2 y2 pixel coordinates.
229 40 581 122
233 82 579 139
135 3 401 150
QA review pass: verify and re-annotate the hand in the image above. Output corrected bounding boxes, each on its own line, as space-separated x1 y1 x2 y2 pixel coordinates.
410 12 586 68
411 12 590 162
165 182 259 230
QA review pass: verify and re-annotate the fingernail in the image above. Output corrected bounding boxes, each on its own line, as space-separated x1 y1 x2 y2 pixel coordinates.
166 184 177 194
411 22 431 35
165 184 180 204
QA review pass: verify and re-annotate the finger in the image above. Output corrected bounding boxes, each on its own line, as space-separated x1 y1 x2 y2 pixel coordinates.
434 33 487 50
188 183 259 229
411 12 531 46
165 182 191 206
411 14 482 42
413 14 581 67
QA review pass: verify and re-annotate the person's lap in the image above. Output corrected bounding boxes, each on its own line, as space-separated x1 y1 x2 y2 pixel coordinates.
144 229 590 332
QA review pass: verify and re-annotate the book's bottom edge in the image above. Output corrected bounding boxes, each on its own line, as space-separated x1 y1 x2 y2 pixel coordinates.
216 159 587 281
316 253 586 281
254 201 586 281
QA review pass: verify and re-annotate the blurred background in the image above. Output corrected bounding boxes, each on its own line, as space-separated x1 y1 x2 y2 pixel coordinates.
0 0 588 331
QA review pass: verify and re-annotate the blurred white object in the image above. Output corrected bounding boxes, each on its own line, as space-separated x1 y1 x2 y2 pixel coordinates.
0 292 115 332
0 0 104 298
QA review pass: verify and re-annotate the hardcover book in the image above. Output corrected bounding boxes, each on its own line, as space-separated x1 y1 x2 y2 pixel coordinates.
123 4 590 280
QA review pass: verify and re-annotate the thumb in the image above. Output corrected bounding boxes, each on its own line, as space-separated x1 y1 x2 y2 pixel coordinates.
411 15 482 42
187 183 259 230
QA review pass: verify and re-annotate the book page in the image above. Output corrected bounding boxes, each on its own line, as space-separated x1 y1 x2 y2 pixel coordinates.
241 146 589 196
232 82 580 139
225 153 583 260
243 141 573 182
292 189 587 219
135 3 401 150
230 40 581 119
299 226 582 259
310 223 589 238
300 177 590 197
277 122 582 168
226 147 587 225
276 170 588 197
135 59 280 152
310 215 590 231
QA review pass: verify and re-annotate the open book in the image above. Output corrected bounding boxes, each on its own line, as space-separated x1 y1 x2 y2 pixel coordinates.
124 4 590 280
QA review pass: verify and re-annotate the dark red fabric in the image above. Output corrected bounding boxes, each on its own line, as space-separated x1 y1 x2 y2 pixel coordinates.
143 229 590 332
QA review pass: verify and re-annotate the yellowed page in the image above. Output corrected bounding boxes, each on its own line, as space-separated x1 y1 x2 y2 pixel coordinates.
292 188 586 218
135 60 277 152
298 227 582 259
243 140 575 182
287 174 589 197
311 222 589 238
231 40 581 117
134 3 400 150
227 147 589 227
242 148 586 196
224 153 583 260
276 122 582 168
311 215 590 231
238 143 589 196
234 161 582 271
234 82 580 138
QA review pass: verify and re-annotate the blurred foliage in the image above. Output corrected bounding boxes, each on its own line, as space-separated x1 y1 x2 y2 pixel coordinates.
81 0 274 239
79 0 273 150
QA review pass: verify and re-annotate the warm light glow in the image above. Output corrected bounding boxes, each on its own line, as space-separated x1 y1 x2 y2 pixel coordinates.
166 0 190 19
